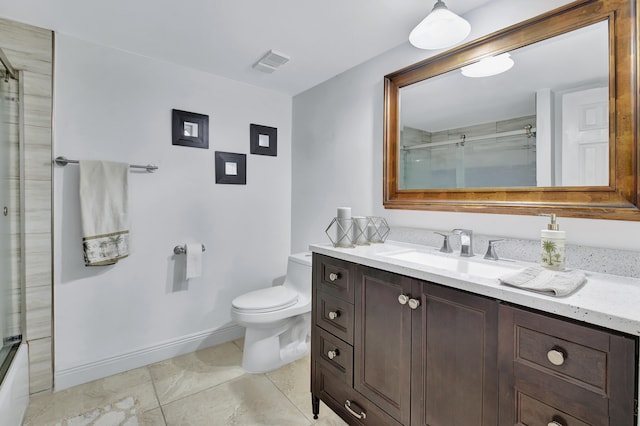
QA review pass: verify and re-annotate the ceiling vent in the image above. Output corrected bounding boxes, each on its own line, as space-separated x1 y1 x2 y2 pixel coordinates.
253 50 290 74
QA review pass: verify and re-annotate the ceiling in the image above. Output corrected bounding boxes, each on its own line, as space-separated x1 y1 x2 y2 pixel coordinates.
0 0 492 95
401 20 609 132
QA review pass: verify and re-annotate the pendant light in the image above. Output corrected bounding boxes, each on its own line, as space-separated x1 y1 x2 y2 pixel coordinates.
409 0 471 50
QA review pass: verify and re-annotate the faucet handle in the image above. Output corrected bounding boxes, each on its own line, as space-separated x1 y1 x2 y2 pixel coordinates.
434 232 453 253
484 239 504 260
452 228 472 235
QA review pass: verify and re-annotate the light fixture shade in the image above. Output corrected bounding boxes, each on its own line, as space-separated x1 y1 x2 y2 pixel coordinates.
409 1 471 50
461 53 515 77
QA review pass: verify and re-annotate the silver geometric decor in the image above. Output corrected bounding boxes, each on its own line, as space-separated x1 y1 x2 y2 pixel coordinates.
325 216 390 248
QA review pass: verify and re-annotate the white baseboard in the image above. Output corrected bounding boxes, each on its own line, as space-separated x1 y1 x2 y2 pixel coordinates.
54 324 245 391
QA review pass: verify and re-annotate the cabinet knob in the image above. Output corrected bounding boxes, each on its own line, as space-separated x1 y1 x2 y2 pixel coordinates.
344 400 366 420
329 272 340 282
327 349 339 360
547 348 566 366
328 310 340 320
398 294 410 305
408 298 421 310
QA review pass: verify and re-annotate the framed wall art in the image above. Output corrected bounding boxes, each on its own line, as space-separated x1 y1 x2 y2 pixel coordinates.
172 109 209 149
250 123 277 156
215 151 246 184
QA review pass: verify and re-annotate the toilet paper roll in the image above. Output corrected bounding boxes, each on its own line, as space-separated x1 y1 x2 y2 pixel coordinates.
185 243 202 279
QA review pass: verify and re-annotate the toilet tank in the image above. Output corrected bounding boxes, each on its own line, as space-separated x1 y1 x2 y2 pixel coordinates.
283 252 313 297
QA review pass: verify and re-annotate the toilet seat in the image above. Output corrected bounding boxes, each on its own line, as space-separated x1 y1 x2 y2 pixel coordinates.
232 286 299 313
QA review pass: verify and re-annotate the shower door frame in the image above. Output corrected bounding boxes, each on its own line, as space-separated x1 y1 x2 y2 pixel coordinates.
0 49 24 385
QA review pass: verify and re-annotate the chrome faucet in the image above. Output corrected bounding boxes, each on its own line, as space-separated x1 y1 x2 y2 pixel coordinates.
484 239 503 261
434 232 452 253
452 229 474 257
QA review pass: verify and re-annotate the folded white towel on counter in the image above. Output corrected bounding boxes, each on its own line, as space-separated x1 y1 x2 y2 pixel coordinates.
499 266 586 297
79 160 130 266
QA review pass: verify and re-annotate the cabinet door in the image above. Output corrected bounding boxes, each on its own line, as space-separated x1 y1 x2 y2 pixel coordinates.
354 265 413 425
411 283 499 426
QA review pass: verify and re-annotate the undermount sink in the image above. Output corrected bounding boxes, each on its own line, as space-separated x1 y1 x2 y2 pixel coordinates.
379 249 520 279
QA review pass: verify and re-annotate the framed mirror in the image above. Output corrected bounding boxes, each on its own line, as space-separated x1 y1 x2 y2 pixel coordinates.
383 0 639 220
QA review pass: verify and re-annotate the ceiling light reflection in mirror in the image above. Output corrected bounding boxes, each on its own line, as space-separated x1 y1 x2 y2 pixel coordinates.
461 53 514 78
398 20 608 190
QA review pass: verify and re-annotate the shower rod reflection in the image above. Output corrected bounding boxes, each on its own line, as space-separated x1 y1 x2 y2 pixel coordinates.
54 156 158 173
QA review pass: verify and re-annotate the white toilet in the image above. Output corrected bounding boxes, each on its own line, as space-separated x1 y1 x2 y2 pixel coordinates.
231 252 312 373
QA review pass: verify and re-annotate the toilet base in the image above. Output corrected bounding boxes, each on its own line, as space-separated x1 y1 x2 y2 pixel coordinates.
241 314 310 373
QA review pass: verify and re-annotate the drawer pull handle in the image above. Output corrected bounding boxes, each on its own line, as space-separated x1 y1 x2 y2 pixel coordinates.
398 294 409 305
547 348 566 366
327 349 340 359
547 418 566 426
344 400 366 420
408 298 421 310
329 272 340 282
328 310 340 320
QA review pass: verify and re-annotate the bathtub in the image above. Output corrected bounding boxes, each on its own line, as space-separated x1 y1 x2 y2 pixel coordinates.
0 344 29 425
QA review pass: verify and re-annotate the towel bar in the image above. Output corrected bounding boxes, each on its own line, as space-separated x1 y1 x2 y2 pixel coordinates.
54 156 158 173
173 244 206 255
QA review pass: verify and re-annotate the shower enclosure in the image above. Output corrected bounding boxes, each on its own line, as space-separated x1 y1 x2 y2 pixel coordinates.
0 48 22 382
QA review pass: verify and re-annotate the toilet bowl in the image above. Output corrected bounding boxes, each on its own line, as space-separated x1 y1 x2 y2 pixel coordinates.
231 252 312 372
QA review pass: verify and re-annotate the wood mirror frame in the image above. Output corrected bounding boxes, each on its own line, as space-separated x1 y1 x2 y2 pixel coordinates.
384 0 639 220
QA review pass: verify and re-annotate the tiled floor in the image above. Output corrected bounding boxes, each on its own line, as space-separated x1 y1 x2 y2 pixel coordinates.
23 339 347 425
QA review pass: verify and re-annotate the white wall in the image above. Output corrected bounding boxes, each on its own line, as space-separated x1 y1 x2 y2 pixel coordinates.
53 34 292 388
291 0 640 254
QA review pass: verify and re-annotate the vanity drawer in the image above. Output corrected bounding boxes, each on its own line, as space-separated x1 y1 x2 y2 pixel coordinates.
315 327 353 386
510 307 612 391
516 326 607 391
517 392 593 426
314 254 354 302
315 364 401 426
315 291 354 344
513 362 608 425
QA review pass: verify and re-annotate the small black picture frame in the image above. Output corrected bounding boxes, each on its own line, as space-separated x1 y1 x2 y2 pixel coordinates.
172 109 209 149
250 124 277 156
215 151 246 184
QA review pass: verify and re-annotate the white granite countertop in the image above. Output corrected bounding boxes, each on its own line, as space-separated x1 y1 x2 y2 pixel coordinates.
310 240 640 338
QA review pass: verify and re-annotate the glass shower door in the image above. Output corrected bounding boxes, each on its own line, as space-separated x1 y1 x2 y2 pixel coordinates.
0 73 17 369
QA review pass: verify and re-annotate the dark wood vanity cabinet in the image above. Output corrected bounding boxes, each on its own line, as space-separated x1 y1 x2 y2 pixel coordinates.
312 254 499 425
311 253 638 426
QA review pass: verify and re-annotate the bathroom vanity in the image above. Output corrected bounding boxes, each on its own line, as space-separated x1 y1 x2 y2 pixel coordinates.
310 241 639 426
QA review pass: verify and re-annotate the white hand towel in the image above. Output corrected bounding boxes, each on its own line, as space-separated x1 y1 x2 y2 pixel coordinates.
185 243 202 280
79 160 129 266
499 266 586 297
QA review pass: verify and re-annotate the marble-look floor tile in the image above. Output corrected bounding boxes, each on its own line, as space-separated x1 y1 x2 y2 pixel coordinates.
23 366 159 425
162 374 310 426
148 341 247 405
142 407 167 425
233 337 245 352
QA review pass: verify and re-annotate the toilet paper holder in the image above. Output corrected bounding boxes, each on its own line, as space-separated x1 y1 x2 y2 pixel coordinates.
173 244 206 255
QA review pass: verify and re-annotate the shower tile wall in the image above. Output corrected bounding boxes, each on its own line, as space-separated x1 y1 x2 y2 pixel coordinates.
0 17 53 394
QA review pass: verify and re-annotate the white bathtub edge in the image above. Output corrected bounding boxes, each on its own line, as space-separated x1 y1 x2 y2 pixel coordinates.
0 343 30 426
